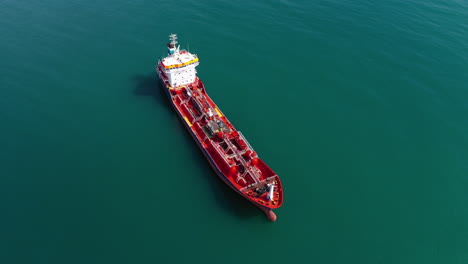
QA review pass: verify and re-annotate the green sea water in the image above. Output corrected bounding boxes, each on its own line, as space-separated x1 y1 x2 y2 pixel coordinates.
1 0 468 263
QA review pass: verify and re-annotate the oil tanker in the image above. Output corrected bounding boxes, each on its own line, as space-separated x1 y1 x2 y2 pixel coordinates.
156 34 283 221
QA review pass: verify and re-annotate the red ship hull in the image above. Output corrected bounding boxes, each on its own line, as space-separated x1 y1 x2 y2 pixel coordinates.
157 67 283 221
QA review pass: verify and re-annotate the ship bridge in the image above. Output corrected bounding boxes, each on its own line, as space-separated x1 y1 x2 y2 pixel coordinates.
161 52 198 70
159 34 199 87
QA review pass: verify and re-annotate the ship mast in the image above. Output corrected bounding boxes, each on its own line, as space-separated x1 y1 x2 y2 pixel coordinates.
167 33 178 55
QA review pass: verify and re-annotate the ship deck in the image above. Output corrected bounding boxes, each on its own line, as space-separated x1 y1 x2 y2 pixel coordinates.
159 75 283 210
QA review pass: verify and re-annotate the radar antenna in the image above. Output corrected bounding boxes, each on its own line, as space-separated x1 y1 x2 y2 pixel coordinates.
169 33 178 45
167 33 179 55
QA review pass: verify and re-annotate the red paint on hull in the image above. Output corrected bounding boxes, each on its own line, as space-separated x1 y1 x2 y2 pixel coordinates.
157 65 283 221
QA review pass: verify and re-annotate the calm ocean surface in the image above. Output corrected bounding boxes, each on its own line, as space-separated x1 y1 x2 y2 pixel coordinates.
1 0 467 263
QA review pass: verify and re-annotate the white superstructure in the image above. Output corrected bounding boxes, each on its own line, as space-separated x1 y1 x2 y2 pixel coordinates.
159 34 199 87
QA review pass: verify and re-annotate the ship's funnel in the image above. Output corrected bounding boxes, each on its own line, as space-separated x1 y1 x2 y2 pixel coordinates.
167 33 178 55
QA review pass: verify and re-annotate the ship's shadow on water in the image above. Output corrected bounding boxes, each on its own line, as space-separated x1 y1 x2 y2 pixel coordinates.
132 74 259 220
132 74 171 109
